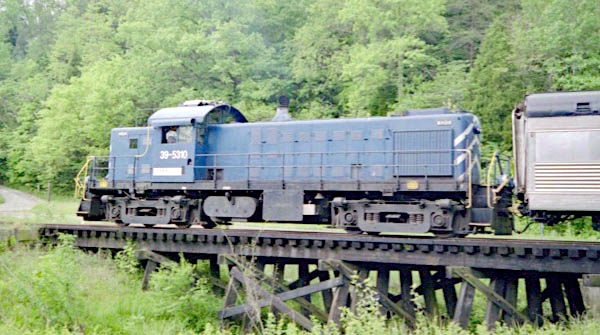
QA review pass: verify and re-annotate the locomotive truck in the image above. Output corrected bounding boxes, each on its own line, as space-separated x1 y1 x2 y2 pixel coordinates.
76 91 600 236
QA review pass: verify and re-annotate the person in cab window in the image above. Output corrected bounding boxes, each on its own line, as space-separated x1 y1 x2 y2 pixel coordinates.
166 126 177 143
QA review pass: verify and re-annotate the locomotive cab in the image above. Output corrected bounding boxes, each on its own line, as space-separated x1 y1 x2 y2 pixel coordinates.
76 100 247 226
148 121 196 183
147 100 247 183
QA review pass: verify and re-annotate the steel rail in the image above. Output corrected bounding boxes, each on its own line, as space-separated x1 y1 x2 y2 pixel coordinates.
39 224 600 275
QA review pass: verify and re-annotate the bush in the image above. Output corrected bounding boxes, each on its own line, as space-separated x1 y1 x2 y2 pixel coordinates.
0 235 84 330
149 257 222 332
0 236 213 334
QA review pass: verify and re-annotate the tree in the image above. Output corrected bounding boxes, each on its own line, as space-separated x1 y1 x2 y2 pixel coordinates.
442 0 518 68
463 16 524 150
292 0 447 118
512 0 600 91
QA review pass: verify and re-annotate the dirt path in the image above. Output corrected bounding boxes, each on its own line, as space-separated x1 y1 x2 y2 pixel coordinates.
0 185 41 214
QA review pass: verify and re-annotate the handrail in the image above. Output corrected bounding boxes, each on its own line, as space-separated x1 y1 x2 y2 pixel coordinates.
84 148 475 207
74 157 93 199
87 149 465 160
194 149 464 157
486 151 511 208
457 149 473 208
135 126 151 158
486 151 499 208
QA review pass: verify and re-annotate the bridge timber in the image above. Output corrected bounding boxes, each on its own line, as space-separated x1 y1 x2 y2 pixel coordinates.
36 224 600 331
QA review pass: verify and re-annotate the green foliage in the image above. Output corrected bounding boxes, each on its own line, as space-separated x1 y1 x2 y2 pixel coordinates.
292 0 446 118
114 241 141 275
443 0 518 67
0 234 84 330
0 0 599 190
463 16 524 151
544 217 599 239
0 235 219 334
395 60 471 112
149 257 220 332
513 0 600 91
2 239 600 333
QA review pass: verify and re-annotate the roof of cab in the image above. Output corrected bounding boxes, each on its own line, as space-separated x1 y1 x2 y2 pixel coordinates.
148 104 247 127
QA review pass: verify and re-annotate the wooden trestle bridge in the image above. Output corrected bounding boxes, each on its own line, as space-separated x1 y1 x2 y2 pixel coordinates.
8 224 600 331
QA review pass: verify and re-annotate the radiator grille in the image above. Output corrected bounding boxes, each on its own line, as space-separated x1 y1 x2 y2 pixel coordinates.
535 162 600 192
393 130 453 176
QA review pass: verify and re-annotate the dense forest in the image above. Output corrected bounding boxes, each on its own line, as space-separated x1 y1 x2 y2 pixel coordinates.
0 0 599 189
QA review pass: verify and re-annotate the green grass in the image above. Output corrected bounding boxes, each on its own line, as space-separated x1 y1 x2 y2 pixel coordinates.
0 237 221 335
0 196 83 225
0 193 4 205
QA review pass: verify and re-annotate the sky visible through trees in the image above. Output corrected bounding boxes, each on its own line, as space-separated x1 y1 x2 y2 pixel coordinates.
0 0 599 189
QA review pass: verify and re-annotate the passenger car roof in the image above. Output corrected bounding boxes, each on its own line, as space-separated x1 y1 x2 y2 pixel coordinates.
525 91 600 117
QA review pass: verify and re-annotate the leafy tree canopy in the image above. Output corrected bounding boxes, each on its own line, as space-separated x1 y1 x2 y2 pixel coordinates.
0 0 598 189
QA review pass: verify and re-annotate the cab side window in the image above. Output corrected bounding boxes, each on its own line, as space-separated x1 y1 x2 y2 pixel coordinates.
178 126 194 142
161 126 194 144
162 127 178 143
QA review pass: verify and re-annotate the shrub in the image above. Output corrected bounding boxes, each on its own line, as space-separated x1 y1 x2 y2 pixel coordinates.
149 256 222 332
114 241 141 275
0 236 196 334
0 234 85 330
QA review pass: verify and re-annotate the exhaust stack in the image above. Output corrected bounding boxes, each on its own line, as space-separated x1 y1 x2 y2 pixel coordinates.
271 96 292 122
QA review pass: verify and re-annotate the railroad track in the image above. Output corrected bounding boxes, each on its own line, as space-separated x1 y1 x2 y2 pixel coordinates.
39 224 600 274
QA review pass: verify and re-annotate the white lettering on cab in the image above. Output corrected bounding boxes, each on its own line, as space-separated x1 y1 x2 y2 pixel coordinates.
159 150 189 160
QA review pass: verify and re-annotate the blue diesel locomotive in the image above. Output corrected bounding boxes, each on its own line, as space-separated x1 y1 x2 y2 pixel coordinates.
77 98 512 236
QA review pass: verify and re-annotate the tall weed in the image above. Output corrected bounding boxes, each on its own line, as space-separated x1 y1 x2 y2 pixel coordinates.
0 234 85 330
149 256 222 332
114 241 140 275
0 236 199 334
